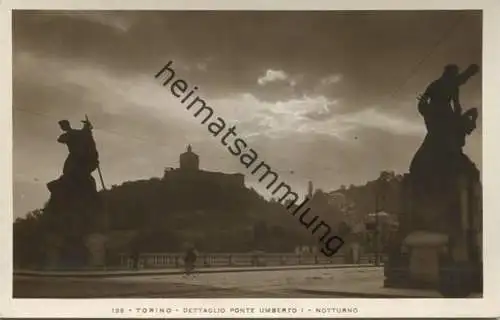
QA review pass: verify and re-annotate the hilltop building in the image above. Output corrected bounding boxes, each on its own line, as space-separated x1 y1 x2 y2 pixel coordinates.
162 145 245 188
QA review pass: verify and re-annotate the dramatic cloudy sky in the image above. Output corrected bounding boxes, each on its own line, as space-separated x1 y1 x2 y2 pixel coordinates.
12 10 482 218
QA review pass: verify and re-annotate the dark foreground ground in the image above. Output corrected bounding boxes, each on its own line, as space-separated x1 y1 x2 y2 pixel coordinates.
14 276 341 298
13 267 381 298
13 267 458 298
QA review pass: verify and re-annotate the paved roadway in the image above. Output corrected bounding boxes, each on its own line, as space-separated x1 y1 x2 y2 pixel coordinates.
14 266 381 298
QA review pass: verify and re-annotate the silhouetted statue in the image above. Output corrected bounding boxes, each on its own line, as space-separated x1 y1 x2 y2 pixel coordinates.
42 117 104 268
420 64 479 116
385 65 482 296
45 117 102 229
47 119 99 195
409 63 481 253
415 64 479 162
57 119 99 178
411 64 480 193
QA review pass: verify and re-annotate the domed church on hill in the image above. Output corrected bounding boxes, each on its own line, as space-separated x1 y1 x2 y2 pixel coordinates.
162 145 245 188
179 144 199 171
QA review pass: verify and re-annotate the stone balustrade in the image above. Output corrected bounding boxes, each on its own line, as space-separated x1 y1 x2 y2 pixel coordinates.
120 252 382 269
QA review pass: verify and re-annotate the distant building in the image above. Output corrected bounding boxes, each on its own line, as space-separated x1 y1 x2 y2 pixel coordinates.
179 144 199 171
162 145 245 188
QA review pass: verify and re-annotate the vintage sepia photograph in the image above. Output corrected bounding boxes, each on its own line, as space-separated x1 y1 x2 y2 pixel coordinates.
8 6 491 314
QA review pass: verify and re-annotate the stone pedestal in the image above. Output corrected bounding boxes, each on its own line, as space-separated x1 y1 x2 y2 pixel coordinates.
85 233 108 268
404 231 448 287
43 234 63 270
43 172 105 269
44 247 60 270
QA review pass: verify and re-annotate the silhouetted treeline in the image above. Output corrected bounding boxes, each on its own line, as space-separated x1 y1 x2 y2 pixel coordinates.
333 171 407 220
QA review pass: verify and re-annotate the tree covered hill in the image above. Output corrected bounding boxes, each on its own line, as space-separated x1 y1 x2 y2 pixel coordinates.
14 169 408 268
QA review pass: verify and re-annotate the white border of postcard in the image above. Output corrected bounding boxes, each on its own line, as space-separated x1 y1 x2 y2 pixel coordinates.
1 0 500 318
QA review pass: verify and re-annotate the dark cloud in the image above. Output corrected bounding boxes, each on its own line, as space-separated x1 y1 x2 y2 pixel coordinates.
14 10 481 101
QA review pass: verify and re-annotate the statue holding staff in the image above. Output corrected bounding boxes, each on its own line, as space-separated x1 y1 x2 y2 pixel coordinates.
56 118 99 179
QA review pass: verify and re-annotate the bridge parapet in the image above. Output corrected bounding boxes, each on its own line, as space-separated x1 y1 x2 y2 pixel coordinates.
119 252 383 269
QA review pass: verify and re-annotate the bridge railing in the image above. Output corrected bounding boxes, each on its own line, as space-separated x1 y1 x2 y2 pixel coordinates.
120 252 384 269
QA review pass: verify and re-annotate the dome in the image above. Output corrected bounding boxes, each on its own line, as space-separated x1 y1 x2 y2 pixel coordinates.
180 144 199 171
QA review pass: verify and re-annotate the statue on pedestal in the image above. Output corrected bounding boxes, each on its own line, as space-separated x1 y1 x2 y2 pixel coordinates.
43 117 104 268
385 64 482 297
409 64 480 234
